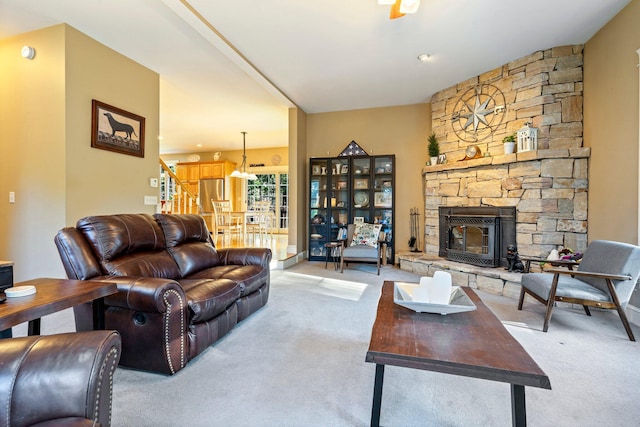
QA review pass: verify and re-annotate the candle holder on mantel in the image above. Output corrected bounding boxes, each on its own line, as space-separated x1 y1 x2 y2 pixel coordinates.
517 122 538 152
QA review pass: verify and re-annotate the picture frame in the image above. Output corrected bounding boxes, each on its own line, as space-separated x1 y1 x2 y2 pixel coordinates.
374 192 392 207
91 99 145 157
312 165 321 175
354 217 365 224
354 178 368 189
337 181 347 189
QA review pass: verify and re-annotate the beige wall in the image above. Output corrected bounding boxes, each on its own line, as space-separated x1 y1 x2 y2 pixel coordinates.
0 25 66 281
0 24 159 281
64 25 160 222
584 0 639 244
307 104 430 256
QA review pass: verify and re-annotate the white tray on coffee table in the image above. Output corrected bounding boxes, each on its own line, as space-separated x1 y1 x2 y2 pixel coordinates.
393 282 477 315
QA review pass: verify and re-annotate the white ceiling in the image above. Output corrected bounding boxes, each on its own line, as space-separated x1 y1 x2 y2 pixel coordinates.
0 0 631 154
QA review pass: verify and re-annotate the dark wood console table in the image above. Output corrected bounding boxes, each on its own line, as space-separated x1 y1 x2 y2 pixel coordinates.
366 281 551 427
0 278 117 335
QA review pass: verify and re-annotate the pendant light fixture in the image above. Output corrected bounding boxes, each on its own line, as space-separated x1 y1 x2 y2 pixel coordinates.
230 131 257 180
379 0 421 19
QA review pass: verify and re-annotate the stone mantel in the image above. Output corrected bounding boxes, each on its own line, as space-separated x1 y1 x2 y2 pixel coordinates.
422 147 590 175
422 146 591 260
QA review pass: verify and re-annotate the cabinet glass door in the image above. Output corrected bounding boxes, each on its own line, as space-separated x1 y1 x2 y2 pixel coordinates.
331 158 349 231
352 157 372 223
310 159 329 259
373 156 394 261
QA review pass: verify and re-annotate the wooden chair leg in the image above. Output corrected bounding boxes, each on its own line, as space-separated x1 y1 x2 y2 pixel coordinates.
542 274 560 332
517 286 526 310
604 279 636 341
616 307 636 342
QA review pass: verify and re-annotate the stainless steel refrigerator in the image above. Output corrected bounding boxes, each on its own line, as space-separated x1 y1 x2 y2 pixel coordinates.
199 178 225 213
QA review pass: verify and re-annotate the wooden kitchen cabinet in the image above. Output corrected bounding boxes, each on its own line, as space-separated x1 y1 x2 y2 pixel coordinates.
200 162 225 178
176 163 200 181
174 160 237 209
177 161 236 181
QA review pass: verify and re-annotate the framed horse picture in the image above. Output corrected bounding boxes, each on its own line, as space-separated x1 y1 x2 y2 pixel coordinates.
91 99 145 157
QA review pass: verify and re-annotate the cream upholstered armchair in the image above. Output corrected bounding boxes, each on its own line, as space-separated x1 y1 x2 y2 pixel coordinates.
339 223 383 275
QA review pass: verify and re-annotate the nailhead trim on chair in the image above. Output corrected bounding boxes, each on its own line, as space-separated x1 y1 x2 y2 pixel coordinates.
94 346 120 426
163 289 185 375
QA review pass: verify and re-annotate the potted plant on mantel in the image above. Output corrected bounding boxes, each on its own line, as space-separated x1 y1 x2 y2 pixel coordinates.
428 133 440 165
502 133 516 154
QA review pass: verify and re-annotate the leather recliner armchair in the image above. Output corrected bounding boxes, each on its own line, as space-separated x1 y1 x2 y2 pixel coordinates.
0 330 121 427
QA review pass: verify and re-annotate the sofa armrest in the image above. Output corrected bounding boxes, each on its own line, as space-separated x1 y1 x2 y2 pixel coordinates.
217 247 272 268
73 276 187 375
0 331 121 427
93 276 186 313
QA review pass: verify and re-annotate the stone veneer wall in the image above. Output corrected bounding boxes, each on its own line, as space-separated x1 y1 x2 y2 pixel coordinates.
424 45 589 260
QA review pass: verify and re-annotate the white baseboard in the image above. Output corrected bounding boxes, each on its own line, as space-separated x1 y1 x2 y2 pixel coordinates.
273 251 306 270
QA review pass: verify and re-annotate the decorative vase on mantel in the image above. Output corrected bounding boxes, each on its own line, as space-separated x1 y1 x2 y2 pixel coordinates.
502 133 517 155
503 142 515 154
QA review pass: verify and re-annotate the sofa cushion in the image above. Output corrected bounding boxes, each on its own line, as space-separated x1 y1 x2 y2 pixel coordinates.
101 251 181 279
350 223 381 248
154 214 221 277
180 278 241 322
343 245 378 258
77 214 166 260
77 214 181 279
577 240 640 301
521 273 610 302
187 265 268 297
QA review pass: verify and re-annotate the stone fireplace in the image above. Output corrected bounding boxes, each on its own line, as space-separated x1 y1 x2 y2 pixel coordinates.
422 45 589 264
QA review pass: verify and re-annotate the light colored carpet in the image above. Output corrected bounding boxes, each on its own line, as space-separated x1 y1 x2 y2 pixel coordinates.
13 262 640 426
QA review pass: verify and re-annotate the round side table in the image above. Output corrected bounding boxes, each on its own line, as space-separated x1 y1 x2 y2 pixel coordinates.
324 242 341 270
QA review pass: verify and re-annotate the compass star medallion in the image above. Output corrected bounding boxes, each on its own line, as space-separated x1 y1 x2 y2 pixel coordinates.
451 84 506 142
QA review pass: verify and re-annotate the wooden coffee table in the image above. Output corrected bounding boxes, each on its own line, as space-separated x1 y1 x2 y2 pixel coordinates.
366 281 551 427
0 278 117 335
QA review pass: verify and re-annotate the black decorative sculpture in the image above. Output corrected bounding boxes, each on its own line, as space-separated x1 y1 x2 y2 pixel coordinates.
506 244 525 272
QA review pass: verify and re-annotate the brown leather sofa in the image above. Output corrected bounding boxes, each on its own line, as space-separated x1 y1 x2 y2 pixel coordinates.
0 330 121 427
54 213 271 375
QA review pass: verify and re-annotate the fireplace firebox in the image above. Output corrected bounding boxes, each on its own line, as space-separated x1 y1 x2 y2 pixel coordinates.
438 207 516 268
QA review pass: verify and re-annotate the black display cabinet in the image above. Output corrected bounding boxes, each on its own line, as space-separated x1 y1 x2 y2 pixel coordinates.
308 155 395 263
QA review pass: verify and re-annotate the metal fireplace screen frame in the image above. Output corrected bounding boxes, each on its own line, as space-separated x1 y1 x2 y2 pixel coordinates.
439 207 516 268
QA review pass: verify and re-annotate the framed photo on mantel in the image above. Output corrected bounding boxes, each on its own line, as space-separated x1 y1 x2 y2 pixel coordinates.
91 99 145 157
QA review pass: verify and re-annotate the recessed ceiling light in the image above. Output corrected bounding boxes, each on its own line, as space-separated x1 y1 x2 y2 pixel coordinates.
417 54 431 62
197 144 202 148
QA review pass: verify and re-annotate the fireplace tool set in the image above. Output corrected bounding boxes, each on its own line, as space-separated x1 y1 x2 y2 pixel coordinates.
408 207 421 252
